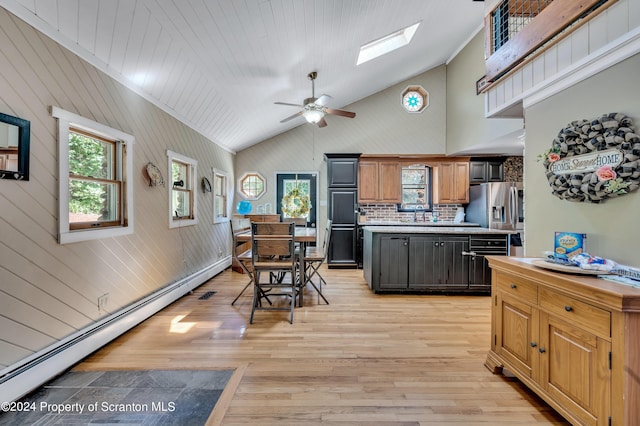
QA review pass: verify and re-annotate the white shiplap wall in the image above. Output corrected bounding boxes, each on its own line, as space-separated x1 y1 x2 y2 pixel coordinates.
0 8 234 371
486 0 640 118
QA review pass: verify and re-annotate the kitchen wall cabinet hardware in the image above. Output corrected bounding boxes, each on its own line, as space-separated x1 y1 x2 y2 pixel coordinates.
470 160 504 183
358 160 401 203
325 154 360 268
434 162 469 204
485 256 640 425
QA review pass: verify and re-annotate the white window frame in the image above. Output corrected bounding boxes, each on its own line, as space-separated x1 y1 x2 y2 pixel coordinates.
212 168 229 224
238 171 266 200
52 106 134 244
168 150 197 228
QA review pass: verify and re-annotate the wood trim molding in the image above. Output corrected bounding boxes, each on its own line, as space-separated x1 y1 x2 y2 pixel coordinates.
485 0 616 82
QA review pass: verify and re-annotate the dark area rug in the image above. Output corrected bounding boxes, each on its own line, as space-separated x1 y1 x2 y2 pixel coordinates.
0 369 234 425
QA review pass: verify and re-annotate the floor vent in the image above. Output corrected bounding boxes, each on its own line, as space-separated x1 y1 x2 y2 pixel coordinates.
198 291 217 300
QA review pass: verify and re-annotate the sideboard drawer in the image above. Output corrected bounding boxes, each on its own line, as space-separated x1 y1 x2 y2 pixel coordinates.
539 288 611 338
496 273 537 303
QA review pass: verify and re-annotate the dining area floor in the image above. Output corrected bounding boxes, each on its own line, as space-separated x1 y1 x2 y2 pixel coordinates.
63 265 568 425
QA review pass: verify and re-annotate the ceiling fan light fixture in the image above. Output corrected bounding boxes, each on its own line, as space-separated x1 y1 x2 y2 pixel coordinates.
303 109 325 124
356 22 421 65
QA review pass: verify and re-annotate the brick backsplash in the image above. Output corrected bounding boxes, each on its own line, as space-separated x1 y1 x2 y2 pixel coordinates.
359 203 462 222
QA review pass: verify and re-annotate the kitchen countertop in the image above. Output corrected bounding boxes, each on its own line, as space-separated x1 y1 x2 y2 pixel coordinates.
363 225 514 234
358 220 480 227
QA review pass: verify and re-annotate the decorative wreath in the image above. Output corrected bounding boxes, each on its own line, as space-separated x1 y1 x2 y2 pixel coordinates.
539 112 640 203
281 187 310 218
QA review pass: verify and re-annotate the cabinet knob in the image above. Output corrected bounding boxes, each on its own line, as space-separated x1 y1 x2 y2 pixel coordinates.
539 347 546 353
564 306 573 312
530 342 537 348
510 284 516 289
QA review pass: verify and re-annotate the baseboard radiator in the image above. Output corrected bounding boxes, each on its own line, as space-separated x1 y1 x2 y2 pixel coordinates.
0 257 231 403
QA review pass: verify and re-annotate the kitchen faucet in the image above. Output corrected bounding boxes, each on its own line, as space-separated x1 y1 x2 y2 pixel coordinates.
414 205 426 222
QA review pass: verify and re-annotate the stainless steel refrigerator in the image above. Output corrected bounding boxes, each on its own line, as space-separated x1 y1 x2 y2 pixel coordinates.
466 182 523 230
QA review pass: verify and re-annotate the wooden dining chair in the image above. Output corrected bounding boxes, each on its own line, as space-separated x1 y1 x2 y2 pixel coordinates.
230 219 266 306
250 222 298 324
302 219 332 304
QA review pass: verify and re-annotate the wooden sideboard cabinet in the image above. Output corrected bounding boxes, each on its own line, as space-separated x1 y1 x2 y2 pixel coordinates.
485 257 640 425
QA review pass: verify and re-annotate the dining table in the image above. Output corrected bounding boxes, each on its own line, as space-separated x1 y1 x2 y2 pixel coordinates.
236 226 317 307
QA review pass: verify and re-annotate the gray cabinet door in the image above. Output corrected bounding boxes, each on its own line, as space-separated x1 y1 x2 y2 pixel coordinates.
378 236 409 289
409 235 469 288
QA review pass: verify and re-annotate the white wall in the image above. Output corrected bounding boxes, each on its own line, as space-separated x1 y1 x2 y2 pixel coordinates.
524 53 640 266
446 30 524 155
0 8 234 371
234 65 448 225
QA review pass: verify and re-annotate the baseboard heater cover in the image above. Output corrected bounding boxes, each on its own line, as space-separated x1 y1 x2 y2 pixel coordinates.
0 257 231 403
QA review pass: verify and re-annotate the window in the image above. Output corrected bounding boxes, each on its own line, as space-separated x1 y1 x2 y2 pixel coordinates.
238 171 265 200
398 165 432 212
52 107 134 244
213 168 229 223
168 150 197 228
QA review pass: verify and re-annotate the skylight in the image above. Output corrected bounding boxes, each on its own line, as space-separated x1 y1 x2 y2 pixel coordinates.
356 22 421 65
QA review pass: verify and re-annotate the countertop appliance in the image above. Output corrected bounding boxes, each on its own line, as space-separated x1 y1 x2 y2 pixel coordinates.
466 182 523 231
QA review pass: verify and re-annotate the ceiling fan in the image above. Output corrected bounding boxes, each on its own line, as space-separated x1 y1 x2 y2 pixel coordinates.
275 71 356 128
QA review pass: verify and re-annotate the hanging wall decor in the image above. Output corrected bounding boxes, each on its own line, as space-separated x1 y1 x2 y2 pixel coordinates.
539 113 640 203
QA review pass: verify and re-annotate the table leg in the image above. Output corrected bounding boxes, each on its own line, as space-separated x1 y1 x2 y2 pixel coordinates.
298 242 306 307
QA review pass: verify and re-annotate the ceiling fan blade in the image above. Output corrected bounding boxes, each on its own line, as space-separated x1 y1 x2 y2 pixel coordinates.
280 111 304 123
275 101 304 108
315 94 332 106
316 117 328 128
325 108 356 119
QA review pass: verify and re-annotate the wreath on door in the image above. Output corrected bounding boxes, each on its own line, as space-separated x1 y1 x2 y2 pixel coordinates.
539 112 640 203
281 184 310 218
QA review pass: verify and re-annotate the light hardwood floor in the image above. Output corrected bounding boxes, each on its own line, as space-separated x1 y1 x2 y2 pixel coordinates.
75 266 569 425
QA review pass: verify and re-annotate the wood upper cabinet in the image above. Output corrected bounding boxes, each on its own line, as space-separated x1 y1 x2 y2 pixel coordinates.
485 258 627 425
358 160 401 203
435 162 469 204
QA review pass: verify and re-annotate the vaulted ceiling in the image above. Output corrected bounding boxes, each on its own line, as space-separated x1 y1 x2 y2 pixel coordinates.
4 0 485 152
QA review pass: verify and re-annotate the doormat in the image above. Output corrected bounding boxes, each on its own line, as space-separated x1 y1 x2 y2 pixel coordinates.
0 369 234 425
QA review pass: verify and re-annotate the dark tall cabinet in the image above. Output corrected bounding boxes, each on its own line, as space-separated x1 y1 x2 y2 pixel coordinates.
325 153 360 268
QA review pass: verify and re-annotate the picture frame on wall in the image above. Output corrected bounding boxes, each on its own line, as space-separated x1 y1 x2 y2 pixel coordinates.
476 75 488 95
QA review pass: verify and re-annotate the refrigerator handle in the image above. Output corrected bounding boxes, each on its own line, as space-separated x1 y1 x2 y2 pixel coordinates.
510 186 518 227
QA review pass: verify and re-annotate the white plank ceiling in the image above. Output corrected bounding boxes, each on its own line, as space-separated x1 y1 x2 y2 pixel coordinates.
1 0 485 152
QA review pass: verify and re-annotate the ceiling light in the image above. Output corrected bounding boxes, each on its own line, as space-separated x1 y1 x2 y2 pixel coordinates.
303 109 325 124
356 22 421 65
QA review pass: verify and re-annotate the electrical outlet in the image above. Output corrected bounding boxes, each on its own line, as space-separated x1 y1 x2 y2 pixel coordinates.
98 293 109 312
218 247 223 257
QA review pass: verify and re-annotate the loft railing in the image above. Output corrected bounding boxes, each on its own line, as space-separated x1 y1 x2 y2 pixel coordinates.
482 0 616 87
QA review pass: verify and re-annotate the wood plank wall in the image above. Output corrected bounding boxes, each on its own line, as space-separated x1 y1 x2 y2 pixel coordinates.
0 8 235 371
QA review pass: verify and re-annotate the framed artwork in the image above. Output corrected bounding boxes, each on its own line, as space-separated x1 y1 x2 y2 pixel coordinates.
476 75 488 95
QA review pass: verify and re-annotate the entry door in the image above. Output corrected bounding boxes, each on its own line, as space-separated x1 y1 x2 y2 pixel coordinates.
276 173 317 228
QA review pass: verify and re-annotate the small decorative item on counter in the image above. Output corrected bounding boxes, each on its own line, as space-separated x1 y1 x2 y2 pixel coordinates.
571 253 617 272
430 211 439 222
554 232 586 260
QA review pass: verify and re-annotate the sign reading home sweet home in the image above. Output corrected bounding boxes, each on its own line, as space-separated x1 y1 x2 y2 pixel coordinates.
540 113 640 203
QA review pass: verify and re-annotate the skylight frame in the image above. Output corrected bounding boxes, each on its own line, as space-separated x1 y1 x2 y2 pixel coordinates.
356 22 421 65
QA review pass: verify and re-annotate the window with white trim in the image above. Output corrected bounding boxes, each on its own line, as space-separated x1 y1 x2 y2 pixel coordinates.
168 150 197 228
52 107 134 244
213 168 229 223
238 171 265 200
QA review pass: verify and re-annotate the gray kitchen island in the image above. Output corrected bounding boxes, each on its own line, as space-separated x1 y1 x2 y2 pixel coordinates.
363 226 513 294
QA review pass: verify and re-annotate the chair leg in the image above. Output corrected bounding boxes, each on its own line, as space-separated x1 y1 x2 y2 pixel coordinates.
231 280 252 306
306 262 329 304
250 271 261 324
